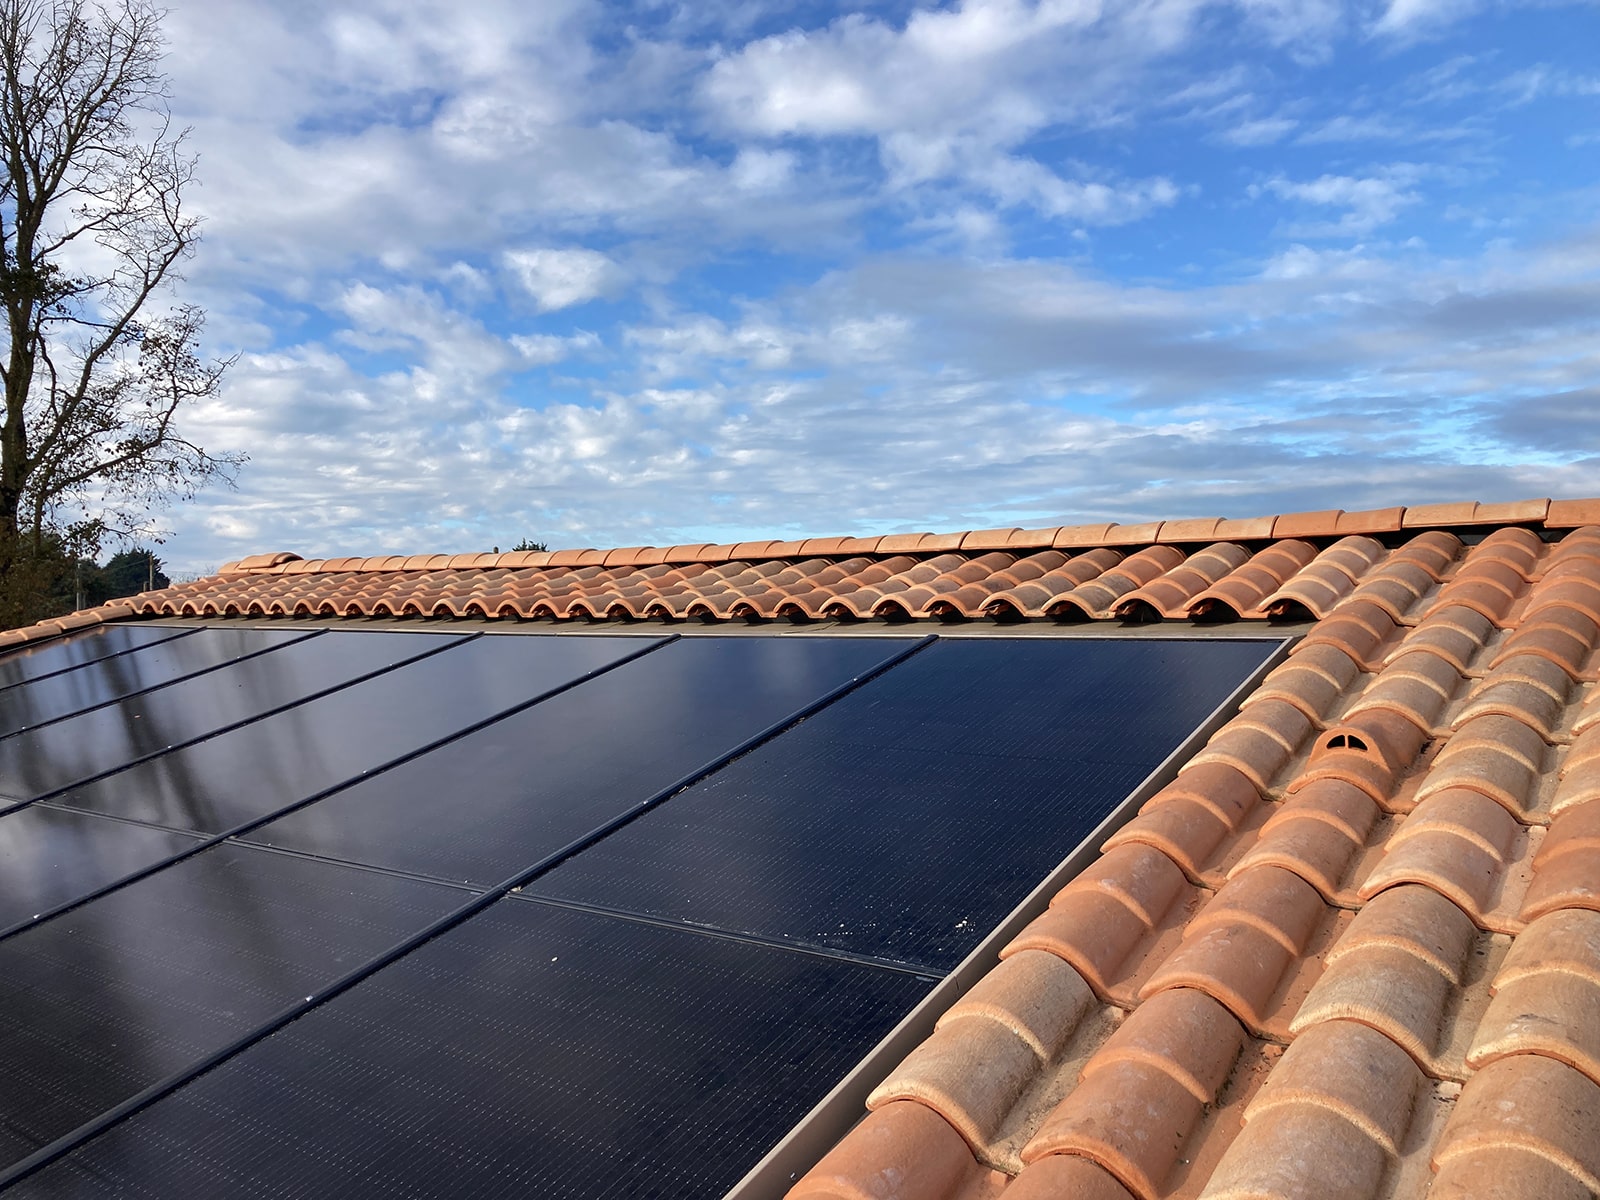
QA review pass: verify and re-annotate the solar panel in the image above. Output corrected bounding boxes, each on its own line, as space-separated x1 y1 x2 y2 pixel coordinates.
0 628 325 737
0 628 1283 1197
0 624 192 692
0 630 461 803
243 636 908 885
13 900 932 1198
531 637 1279 971
0 807 201 933
0 843 464 1169
45 634 662 840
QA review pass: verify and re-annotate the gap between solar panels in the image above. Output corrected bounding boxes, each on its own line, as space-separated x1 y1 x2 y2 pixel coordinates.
0 634 937 1191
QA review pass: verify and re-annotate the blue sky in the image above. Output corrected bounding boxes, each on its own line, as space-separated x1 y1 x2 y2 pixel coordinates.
138 0 1600 572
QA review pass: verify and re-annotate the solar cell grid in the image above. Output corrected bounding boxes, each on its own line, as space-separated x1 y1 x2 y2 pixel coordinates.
0 807 201 932
0 629 1281 1199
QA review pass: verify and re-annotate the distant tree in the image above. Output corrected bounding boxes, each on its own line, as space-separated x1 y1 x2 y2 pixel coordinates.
508 538 549 553
99 544 165 596
0 0 241 628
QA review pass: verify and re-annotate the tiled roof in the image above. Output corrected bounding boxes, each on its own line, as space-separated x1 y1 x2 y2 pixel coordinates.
7 497 1599 646
9 495 1600 1199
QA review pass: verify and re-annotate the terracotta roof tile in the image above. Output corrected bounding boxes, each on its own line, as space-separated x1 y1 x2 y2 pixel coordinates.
1051 523 1119 547
1272 509 1346 539
961 528 1024 552
1547 501 1600 527
1049 545 1185 619
1359 787 1527 931
1100 521 1165 546
1228 778 1377 902
1335 506 1407 535
1240 640 1362 722
1433 1055 1600 1194
1213 514 1278 541
1416 713 1551 822
1477 497 1552 525
1198 1100 1390 1200
999 1155 1136 1200
1467 909 1600 1086
1289 884 1480 1078
1114 542 1250 619
984 548 1122 619
1139 865 1332 1037
1023 988 1247 1198
790 1101 1008 1200
1404 500 1484 527
1188 540 1319 619
1156 516 1225 543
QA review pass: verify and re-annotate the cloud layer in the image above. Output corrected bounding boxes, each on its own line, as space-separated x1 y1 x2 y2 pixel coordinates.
104 0 1600 572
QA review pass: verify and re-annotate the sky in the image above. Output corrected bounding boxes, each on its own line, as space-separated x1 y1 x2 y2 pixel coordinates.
124 0 1600 572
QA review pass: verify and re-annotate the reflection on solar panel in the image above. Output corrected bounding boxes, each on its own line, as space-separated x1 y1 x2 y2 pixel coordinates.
0 630 457 802
0 624 190 693
0 624 1280 1196
0 627 316 737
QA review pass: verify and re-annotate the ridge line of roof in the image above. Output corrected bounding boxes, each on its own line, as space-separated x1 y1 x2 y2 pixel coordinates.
3 496 1597 651
213 496 1600 578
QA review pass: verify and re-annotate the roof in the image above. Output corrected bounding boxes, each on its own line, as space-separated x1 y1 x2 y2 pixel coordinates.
7 497 1596 644
7 494 1600 1199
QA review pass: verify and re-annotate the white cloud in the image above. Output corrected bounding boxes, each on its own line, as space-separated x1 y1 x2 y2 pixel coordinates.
502 248 627 312
63 0 1597 577
728 147 796 193
1232 0 1344 53
1262 169 1423 235
1219 115 1299 145
1371 0 1480 39
700 0 1199 222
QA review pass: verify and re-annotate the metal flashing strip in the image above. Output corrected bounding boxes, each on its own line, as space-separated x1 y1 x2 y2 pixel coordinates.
721 635 1297 1200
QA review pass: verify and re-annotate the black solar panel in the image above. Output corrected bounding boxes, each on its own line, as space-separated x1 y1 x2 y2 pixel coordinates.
244 636 908 885
0 807 201 934
0 625 191 693
46 633 660 839
0 843 464 1168
0 628 323 737
0 630 460 802
0 627 1282 1197
12 901 932 1199
530 638 1279 971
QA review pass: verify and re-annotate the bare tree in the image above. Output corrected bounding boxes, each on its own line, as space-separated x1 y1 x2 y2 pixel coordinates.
0 0 240 625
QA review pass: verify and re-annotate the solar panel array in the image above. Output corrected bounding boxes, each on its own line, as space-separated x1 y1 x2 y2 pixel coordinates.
0 624 1278 1197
